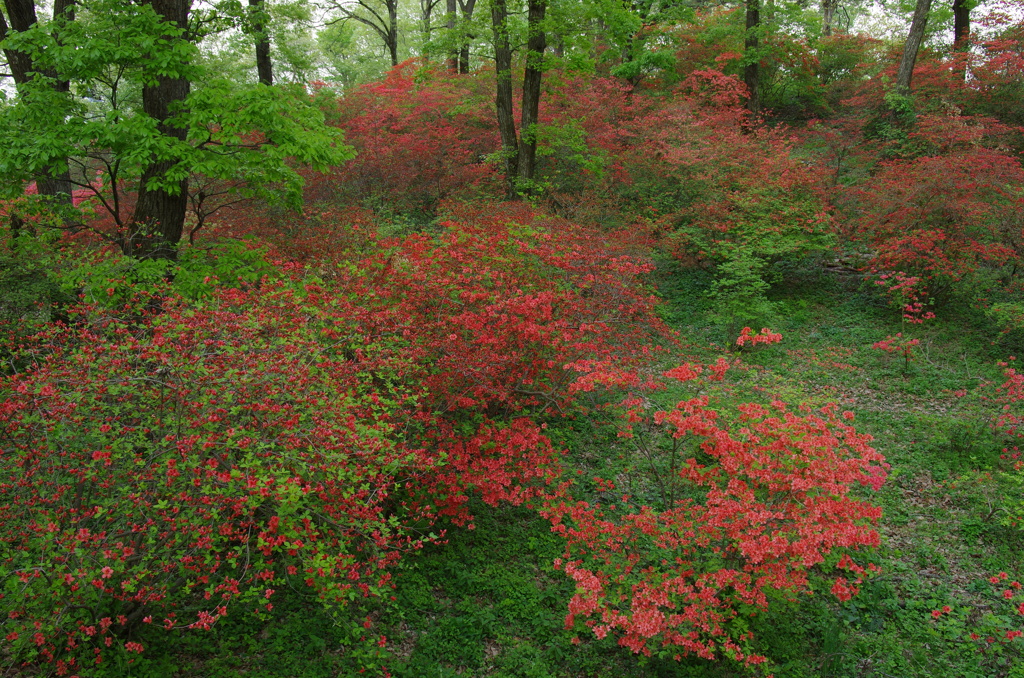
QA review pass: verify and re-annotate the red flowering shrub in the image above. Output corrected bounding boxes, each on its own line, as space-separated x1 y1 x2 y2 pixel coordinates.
533 68 835 333
873 272 936 325
735 326 783 349
0 203 669 672
0 283 440 673
315 60 498 217
872 333 921 373
970 5 1024 132
849 113 1024 299
542 351 887 666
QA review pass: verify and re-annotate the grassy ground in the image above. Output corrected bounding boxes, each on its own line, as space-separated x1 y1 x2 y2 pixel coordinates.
646 260 1024 678
101 259 1023 678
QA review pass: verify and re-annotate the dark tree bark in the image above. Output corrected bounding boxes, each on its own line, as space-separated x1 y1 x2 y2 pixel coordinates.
457 0 476 74
952 0 969 48
50 0 74 94
490 0 547 199
0 5 29 245
248 0 273 85
518 0 546 190
385 0 397 65
128 0 191 259
744 0 760 115
2 0 74 203
491 0 518 199
821 0 838 37
895 0 932 94
446 0 458 71
1 1 34 86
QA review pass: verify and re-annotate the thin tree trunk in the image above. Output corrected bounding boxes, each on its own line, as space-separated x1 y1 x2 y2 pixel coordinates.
895 0 932 94
129 0 191 259
518 0 546 190
491 0 518 199
821 0 837 37
446 0 458 71
744 0 760 114
458 0 476 74
248 0 273 85
342 1 401 70
420 0 436 57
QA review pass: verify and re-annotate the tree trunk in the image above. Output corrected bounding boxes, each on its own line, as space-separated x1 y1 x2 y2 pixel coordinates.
51 0 74 94
491 0 518 199
3 0 74 205
821 0 837 37
517 0 546 191
248 0 273 85
744 0 760 115
387 0 398 66
342 1 401 70
458 0 476 74
420 0 437 56
446 0 458 71
1 0 35 87
952 0 969 48
895 0 932 94
129 0 191 259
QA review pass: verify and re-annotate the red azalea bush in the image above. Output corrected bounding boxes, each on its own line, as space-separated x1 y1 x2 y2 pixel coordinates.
540 69 834 278
634 71 834 272
314 60 498 216
850 114 1024 297
371 202 668 415
542 354 887 666
0 283 440 674
0 203 668 672
970 3 1024 132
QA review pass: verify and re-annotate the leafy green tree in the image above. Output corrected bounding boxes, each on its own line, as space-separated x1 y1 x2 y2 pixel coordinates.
0 0 75 206
0 0 352 258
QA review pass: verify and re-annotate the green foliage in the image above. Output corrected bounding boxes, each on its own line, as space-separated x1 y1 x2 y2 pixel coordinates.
706 246 777 332
183 81 353 208
0 0 352 247
609 49 676 85
860 90 929 159
0 232 75 372
537 118 610 190
380 501 640 678
41 238 279 308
